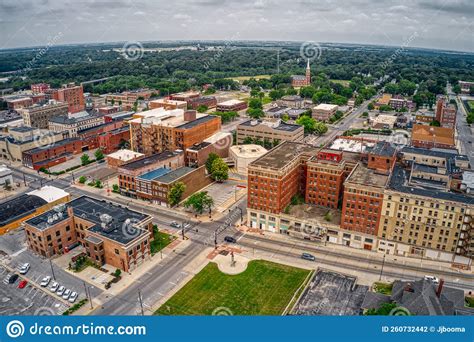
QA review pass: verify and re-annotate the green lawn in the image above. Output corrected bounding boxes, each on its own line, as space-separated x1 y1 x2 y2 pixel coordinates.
150 230 176 255
466 296 474 308
373 282 393 295
155 260 310 315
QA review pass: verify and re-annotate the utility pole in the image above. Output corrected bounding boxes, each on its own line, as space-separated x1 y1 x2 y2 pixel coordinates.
138 290 145 316
22 171 26 187
83 281 93 309
379 254 386 281
214 230 217 249
49 257 56 281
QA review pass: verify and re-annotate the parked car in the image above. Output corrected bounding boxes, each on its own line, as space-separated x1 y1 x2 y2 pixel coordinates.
40 276 51 287
18 263 30 275
62 289 71 300
170 221 181 228
68 292 78 303
3 274 19 284
224 236 237 243
424 275 439 284
301 253 316 261
18 280 28 289
56 285 65 296
49 281 59 292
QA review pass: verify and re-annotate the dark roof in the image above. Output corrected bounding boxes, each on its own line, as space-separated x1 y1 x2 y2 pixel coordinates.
152 166 195 184
23 138 80 154
361 292 391 310
0 194 47 227
49 112 102 125
10 126 35 133
368 141 396 157
388 165 474 204
27 196 150 245
0 110 21 123
187 141 211 151
390 279 465 315
401 146 458 159
176 115 217 129
120 151 182 171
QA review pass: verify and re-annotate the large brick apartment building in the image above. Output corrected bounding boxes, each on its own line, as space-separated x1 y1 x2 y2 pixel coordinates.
24 196 153 272
50 83 85 114
246 141 473 264
129 108 221 155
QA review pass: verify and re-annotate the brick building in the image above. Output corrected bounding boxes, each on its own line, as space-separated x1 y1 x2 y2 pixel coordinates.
118 151 185 198
312 103 338 122
236 118 304 145
291 60 311 87
149 99 187 110
411 124 456 150
136 166 211 206
188 96 217 110
51 83 85 114
105 89 154 111
129 108 221 155
19 101 69 129
31 83 50 94
24 196 153 272
216 100 247 112
185 131 232 167
435 96 457 128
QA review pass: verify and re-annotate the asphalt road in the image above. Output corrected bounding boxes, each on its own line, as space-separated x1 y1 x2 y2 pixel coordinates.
455 96 474 166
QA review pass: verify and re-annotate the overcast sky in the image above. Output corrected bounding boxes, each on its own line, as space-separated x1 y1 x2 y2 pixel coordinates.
1 0 473 52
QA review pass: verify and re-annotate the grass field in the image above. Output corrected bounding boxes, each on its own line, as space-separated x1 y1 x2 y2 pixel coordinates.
155 260 310 315
150 230 176 255
230 75 271 81
467 100 474 110
330 79 350 87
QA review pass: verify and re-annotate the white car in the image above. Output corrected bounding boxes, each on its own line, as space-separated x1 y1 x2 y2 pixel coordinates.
424 275 440 284
62 289 71 300
40 276 51 287
68 292 78 303
56 285 65 296
18 263 30 275
49 281 59 292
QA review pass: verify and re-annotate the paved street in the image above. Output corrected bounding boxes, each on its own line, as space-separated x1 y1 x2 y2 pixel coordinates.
455 96 474 166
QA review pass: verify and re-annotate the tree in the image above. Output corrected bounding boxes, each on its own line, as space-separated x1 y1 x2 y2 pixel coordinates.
368 102 375 110
210 157 229 182
248 98 262 109
81 154 90 166
183 191 214 214
112 184 120 193
205 153 219 174
314 121 328 135
296 115 317 134
429 120 441 127
281 114 290 122
196 105 208 113
94 149 104 160
247 108 265 119
168 182 186 206
269 89 284 101
299 86 316 99
78 176 87 184
243 136 253 144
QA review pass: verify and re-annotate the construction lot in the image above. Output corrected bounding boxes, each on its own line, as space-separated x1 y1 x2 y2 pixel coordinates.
0 264 68 315
292 269 368 316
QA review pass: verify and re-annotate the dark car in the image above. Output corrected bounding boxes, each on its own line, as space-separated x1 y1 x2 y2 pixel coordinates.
3 274 19 284
224 236 237 243
301 253 316 261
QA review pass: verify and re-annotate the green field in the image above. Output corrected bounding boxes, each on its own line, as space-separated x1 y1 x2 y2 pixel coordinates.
467 100 474 110
229 75 272 81
330 79 351 87
155 260 310 315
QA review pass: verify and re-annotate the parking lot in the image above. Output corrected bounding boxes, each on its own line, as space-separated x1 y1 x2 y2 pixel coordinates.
0 264 68 315
203 180 246 212
292 269 368 316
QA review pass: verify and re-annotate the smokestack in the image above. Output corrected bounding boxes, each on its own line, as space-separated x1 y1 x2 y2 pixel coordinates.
436 279 444 298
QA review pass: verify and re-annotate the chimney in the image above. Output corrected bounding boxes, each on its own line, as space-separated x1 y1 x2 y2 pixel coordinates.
436 279 444 298
184 110 197 122
66 206 74 218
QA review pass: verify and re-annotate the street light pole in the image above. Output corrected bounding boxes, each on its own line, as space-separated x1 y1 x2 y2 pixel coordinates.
138 290 145 316
379 254 386 281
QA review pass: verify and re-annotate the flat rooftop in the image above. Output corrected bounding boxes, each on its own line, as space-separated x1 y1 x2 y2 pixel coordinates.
120 151 182 171
389 165 474 204
218 99 245 106
107 149 144 162
250 142 318 170
0 194 47 227
176 114 217 129
346 163 389 188
288 204 341 226
26 196 150 245
313 103 338 111
138 167 171 181
152 166 196 184
239 119 302 132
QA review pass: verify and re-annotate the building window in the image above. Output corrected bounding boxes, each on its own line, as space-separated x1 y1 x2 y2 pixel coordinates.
115 249 120 255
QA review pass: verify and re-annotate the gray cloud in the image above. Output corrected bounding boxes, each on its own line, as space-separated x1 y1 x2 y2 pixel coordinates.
0 0 473 52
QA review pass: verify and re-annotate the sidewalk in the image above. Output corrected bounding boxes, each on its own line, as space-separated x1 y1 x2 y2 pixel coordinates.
238 225 473 276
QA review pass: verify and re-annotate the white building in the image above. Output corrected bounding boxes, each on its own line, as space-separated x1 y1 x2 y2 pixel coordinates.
0 165 13 186
229 144 267 174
